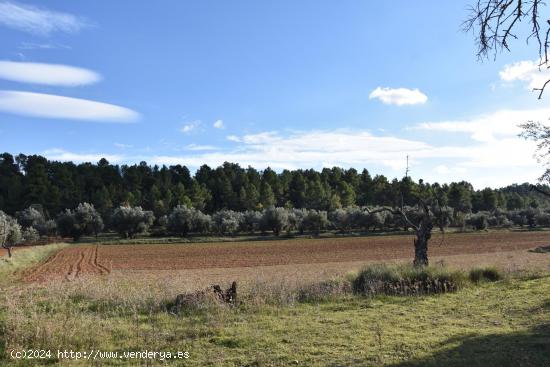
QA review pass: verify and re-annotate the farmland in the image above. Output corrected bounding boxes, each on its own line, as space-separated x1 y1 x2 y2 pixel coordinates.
19 231 550 287
1 231 550 366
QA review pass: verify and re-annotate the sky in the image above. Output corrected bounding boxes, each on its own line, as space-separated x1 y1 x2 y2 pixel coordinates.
0 0 550 189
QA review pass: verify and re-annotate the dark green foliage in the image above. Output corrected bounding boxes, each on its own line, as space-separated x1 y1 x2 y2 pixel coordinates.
469 267 503 283
56 203 103 240
1 153 550 223
466 212 489 230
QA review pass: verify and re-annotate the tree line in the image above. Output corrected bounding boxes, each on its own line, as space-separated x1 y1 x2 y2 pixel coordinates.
2 202 549 247
1 153 549 220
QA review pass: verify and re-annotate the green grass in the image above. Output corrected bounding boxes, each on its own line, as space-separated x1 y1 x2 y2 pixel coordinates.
1 269 549 366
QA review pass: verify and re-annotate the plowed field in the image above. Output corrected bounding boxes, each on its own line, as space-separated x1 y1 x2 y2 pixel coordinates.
23 231 550 282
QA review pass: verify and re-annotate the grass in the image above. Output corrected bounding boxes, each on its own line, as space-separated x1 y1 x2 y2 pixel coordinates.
0 258 548 366
0 243 69 286
352 263 471 296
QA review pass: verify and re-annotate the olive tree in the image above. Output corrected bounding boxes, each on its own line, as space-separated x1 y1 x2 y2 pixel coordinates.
364 199 448 267
241 210 263 234
0 211 22 257
56 203 104 241
261 207 289 236
16 206 56 236
302 209 329 236
16 206 44 228
111 206 154 239
167 205 212 236
212 210 243 236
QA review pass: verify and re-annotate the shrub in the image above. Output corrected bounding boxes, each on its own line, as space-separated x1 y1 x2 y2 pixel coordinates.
469 267 503 283
352 263 467 296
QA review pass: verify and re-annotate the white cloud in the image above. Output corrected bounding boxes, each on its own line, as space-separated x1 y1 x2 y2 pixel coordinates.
180 120 201 134
0 90 139 122
37 105 548 188
213 119 224 129
411 108 550 142
499 60 550 91
43 149 122 163
369 87 428 106
43 117 542 188
114 143 133 149
18 42 71 50
0 60 100 86
156 130 432 171
184 144 218 151
226 135 241 142
0 1 88 36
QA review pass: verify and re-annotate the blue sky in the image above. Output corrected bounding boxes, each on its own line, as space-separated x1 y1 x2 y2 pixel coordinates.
0 0 549 188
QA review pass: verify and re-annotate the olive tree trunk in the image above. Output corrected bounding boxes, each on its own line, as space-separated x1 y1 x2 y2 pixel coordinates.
413 216 432 267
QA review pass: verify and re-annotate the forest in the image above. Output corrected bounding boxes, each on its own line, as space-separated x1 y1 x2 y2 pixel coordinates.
1 151 550 247
1 152 549 219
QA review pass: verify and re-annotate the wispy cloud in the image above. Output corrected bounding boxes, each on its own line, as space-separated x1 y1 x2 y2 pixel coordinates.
43 148 122 163
0 90 139 122
213 119 224 129
18 42 71 50
410 108 550 142
43 118 541 188
369 87 428 106
114 143 133 149
180 120 201 134
184 144 219 151
0 1 89 36
0 60 100 86
227 135 241 142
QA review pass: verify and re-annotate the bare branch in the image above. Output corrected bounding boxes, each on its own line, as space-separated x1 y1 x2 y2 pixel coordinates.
465 0 550 96
363 206 419 231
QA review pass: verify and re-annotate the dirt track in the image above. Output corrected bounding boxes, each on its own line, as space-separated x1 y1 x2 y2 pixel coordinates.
22 231 550 282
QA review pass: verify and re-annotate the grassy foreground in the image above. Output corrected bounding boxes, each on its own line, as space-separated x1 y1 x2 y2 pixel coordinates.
0 247 549 366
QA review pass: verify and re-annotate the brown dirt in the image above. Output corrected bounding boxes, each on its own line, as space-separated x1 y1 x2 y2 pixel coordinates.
22 231 550 283
23 245 110 282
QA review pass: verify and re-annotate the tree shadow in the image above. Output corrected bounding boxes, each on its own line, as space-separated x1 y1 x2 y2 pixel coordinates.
390 324 550 367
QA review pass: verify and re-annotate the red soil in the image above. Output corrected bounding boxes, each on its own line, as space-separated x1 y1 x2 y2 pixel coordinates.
22 231 550 282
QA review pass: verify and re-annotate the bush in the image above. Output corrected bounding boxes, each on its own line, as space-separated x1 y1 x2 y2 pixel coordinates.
469 267 503 283
352 263 467 296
